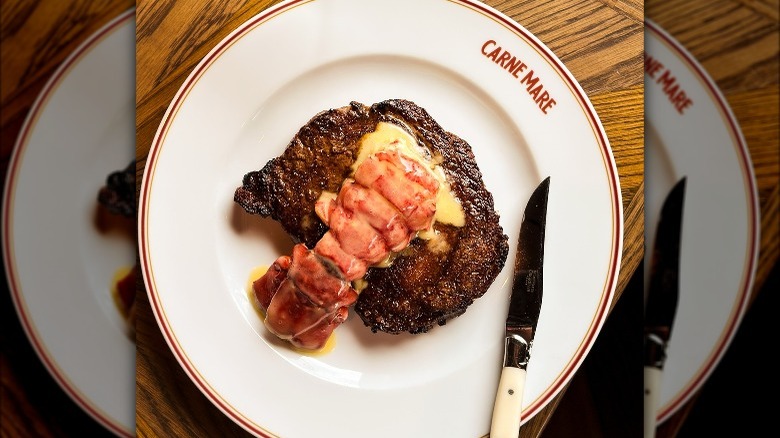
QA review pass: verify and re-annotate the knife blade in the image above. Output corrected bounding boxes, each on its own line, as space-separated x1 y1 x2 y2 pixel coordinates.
643 176 686 438
490 176 549 438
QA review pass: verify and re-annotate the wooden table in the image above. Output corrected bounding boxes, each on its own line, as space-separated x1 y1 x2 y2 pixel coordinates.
1 2 134 437
134 1 644 437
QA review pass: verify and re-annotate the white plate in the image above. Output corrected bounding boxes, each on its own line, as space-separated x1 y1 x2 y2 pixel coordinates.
139 1 622 436
1 10 136 437
644 20 759 424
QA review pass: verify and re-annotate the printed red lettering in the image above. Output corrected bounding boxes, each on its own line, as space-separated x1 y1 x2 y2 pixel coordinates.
481 40 496 56
497 51 511 67
668 88 693 114
481 40 555 115
657 70 675 89
521 70 540 90
541 98 556 114
655 69 694 114
664 83 679 98
511 60 526 78
644 54 664 79
673 94 693 114
536 90 550 107
487 46 501 61
528 83 543 100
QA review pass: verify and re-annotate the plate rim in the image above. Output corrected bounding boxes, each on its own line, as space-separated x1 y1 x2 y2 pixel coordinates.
1 8 136 438
645 18 760 423
139 0 624 435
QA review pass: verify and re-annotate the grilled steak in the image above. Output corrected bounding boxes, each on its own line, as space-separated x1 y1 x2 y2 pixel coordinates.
98 161 136 218
235 99 508 335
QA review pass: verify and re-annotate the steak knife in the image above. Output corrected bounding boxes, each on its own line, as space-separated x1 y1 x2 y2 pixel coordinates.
490 176 550 438
643 177 686 438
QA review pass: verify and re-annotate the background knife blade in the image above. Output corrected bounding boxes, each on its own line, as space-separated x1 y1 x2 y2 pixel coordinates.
644 176 686 438
645 176 686 348
490 176 549 438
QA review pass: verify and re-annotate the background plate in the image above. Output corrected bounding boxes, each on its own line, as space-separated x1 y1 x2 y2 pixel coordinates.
2 9 136 437
645 19 759 424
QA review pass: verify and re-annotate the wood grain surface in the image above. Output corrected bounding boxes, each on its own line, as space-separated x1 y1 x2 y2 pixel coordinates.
134 1 643 437
1 2 134 437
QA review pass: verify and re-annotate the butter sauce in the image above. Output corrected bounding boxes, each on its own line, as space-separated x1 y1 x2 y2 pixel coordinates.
352 122 465 227
246 265 336 355
418 228 451 253
111 265 134 319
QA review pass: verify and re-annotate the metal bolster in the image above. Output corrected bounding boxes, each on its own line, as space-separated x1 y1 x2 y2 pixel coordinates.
504 334 531 369
644 332 668 368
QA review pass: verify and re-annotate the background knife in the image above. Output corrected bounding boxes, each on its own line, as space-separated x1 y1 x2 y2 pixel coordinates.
490 176 550 438
643 177 686 438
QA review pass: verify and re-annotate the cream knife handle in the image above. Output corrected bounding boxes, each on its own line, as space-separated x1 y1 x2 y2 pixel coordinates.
644 366 662 438
490 366 526 438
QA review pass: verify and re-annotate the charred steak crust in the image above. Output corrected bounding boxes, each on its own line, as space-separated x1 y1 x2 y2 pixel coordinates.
234 99 509 334
98 161 136 217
